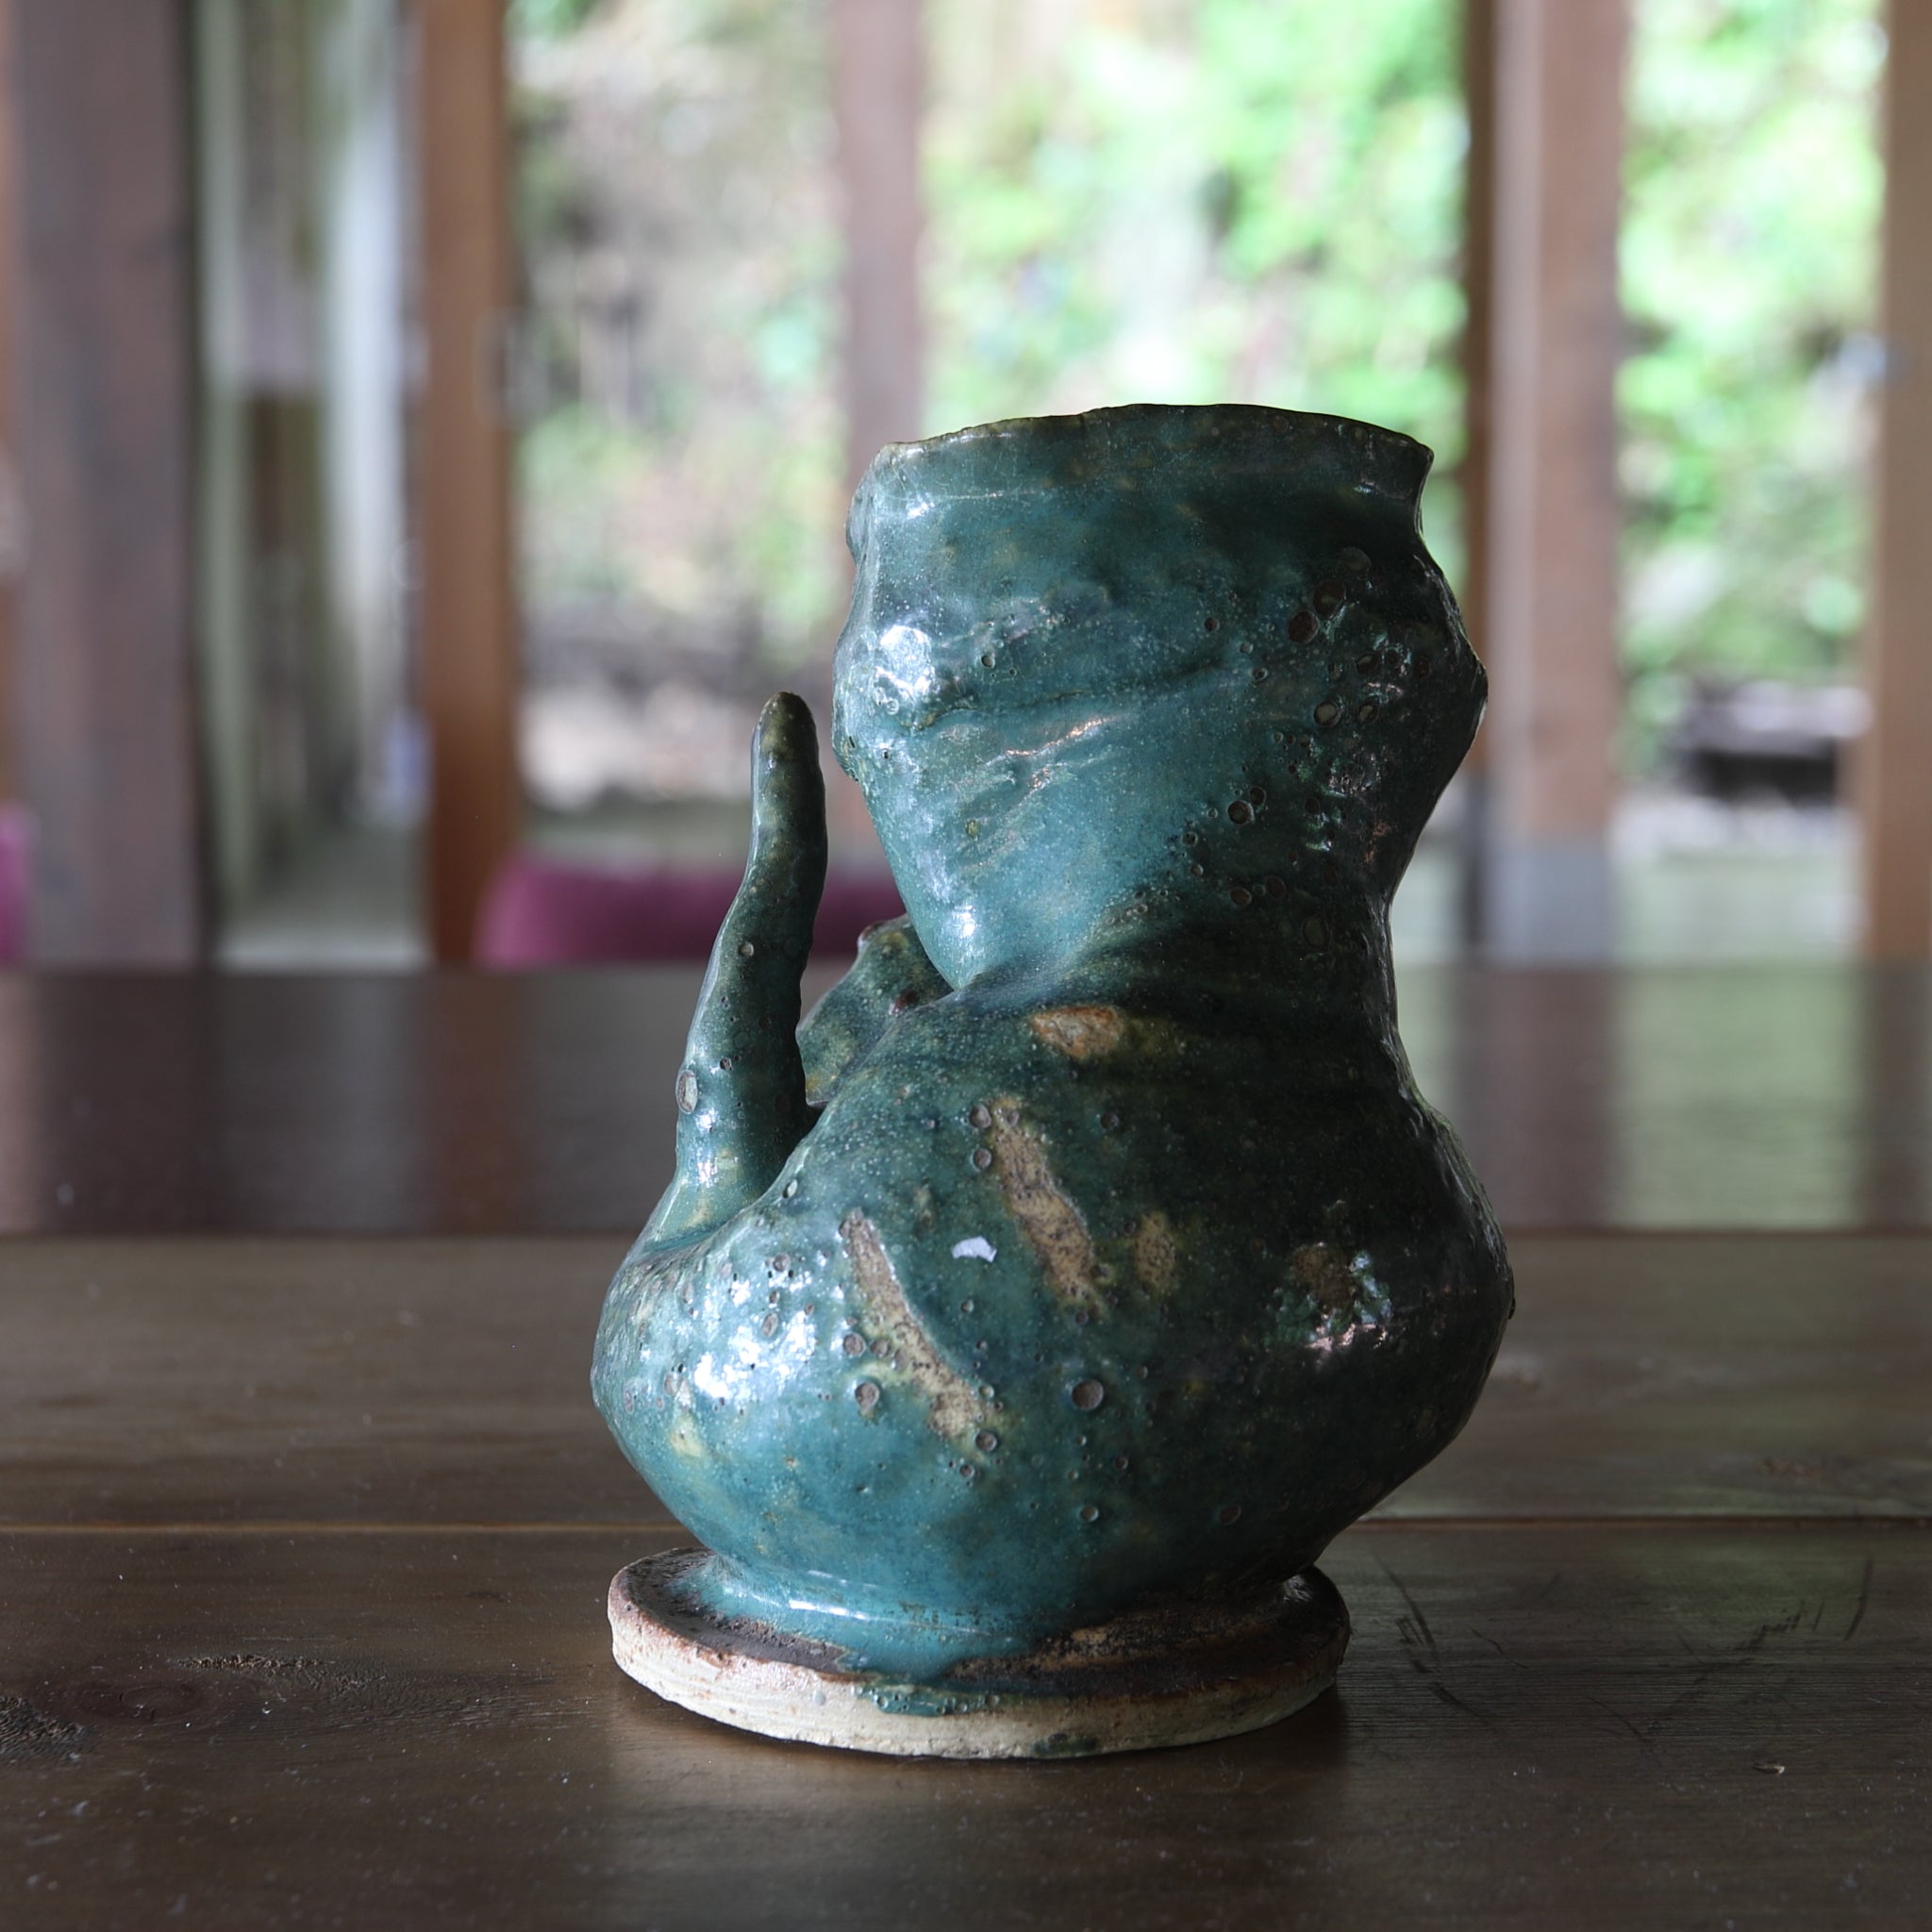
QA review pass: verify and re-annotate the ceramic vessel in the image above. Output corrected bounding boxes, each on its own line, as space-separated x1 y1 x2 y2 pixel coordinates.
592 404 1512 1757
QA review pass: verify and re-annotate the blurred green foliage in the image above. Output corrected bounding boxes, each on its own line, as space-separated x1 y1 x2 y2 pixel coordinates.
511 0 843 677
511 0 607 39
512 0 1883 781
924 0 1468 578
1621 0 1882 763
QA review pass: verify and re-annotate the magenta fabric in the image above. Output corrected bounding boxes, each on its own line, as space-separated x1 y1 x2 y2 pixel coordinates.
0 807 27 963
476 854 904 968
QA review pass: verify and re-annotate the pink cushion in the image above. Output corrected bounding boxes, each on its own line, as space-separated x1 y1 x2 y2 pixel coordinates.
0 807 28 963
476 855 904 968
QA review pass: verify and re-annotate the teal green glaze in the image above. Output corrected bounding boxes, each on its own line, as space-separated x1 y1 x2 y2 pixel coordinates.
592 405 1512 1683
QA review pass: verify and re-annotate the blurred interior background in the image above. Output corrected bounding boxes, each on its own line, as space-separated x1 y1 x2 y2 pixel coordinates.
0 0 1924 973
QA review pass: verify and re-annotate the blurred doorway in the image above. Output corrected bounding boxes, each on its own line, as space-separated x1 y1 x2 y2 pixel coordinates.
196 0 421 965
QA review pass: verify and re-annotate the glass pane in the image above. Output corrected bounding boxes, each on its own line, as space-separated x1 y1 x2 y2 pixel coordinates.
195 0 419 967
511 0 842 863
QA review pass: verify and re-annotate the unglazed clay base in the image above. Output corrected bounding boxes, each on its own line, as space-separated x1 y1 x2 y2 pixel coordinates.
608 1549 1349 1760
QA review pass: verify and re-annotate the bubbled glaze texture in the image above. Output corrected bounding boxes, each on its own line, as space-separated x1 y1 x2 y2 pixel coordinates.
593 405 1512 1677
833 404 1483 986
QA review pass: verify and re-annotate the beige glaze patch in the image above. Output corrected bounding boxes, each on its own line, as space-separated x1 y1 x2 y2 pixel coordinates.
840 1212 980 1439
911 1182 937 1235
1028 1004 1126 1059
1132 1210 1179 1295
985 1101 1101 1309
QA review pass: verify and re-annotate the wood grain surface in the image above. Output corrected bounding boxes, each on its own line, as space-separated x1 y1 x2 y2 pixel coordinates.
3 965 1932 1234
5 1234 1927 1528
7 968 1929 1924
3 1524 1924 1929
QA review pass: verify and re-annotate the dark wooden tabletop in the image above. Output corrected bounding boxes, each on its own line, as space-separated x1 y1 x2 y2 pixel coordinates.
7 963 1932 1234
3 969 1927 1927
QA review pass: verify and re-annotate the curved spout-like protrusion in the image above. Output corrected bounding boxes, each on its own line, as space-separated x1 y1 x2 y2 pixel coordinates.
645 692 827 1243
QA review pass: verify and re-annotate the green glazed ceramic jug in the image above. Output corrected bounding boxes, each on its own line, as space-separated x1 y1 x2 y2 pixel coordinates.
593 404 1512 1757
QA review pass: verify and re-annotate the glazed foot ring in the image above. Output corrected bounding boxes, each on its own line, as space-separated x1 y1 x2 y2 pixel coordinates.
608 1549 1349 1760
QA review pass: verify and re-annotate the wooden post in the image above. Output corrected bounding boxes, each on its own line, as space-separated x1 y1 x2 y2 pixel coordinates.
1474 0 1627 961
828 0 923 866
0 0 17 808
1860 1 1932 958
416 0 519 963
1456 0 1497 947
834 0 924 495
1859 964 1930 1223
11 0 204 963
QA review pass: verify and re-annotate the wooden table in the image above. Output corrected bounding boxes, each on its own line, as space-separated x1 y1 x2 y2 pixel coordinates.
3 970 1927 1926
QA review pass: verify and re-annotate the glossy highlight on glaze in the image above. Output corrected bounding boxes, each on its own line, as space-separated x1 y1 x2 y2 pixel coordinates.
592 403 1513 1694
